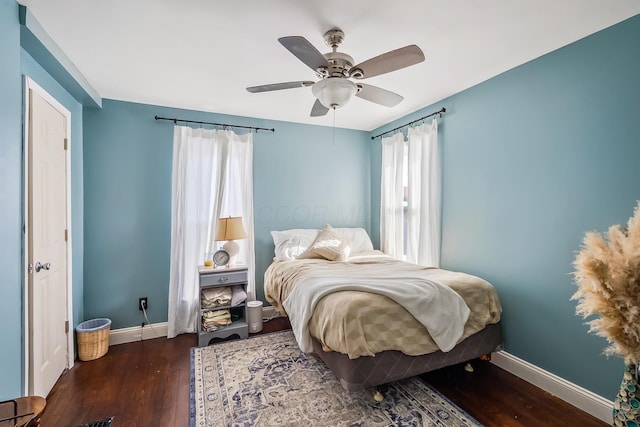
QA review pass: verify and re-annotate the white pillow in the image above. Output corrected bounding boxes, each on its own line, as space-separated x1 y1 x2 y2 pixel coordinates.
270 228 319 260
333 228 374 253
270 226 373 260
299 225 351 261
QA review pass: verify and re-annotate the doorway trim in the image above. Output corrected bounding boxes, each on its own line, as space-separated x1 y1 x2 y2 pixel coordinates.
22 76 75 394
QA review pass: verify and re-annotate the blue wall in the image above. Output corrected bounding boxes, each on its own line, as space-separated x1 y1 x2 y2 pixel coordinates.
0 0 24 399
82 100 370 329
371 14 640 399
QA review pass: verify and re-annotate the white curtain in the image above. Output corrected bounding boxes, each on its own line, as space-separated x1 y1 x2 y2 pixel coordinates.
380 132 405 258
167 126 254 338
380 119 441 267
407 119 440 267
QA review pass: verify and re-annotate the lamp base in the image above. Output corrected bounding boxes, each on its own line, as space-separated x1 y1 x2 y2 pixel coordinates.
222 240 240 267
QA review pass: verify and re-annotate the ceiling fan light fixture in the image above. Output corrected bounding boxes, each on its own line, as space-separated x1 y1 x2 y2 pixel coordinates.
312 77 357 109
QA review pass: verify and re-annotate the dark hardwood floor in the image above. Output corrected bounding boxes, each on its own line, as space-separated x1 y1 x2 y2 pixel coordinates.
421 360 606 427
40 318 607 426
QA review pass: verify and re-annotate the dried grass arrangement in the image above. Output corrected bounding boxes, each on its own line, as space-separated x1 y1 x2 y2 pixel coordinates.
572 202 640 366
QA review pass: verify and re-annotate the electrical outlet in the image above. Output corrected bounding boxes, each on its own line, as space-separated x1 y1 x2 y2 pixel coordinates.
139 297 148 311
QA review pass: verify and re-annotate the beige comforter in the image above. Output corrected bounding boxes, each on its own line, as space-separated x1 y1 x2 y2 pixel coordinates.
264 251 502 359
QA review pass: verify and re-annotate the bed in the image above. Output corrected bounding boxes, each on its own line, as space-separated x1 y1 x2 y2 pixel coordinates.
264 226 503 391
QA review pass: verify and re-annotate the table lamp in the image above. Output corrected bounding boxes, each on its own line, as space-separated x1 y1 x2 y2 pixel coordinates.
215 216 247 267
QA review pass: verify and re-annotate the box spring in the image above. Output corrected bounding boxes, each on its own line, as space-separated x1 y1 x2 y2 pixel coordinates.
311 321 503 391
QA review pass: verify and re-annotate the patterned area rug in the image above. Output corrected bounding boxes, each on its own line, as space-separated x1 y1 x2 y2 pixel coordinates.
190 330 481 427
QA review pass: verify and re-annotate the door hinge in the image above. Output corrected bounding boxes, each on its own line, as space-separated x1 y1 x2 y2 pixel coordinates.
65 229 68 241
64 138 68 150
65 320 69 334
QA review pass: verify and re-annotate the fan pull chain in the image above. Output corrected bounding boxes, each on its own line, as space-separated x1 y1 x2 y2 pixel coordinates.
332 108 336 145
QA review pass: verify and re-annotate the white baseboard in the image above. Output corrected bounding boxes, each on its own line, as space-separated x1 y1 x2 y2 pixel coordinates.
109 322 168 346
108 307 281 346
491 350 612 423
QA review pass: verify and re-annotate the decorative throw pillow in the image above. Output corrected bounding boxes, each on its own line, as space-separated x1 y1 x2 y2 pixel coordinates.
299 224 351 261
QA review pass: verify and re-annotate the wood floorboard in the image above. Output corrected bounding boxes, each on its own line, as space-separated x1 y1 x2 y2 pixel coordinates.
39 318 607 426
420 359 606 427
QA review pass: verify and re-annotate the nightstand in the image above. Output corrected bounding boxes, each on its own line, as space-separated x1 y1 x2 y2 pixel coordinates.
197 265 248 347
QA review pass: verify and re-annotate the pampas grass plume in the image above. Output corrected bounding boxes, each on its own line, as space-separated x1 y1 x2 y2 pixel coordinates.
572 202 640 365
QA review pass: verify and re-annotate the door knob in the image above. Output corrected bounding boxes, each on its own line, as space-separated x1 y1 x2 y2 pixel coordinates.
34 262 51 272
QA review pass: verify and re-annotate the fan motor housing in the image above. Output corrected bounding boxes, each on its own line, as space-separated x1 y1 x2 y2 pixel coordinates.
320 51 354 78
317 28 356 78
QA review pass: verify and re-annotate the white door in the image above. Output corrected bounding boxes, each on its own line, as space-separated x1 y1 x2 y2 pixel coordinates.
28 87 69 397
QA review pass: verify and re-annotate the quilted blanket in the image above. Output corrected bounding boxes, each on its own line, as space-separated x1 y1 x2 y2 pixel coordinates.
264 251 502 358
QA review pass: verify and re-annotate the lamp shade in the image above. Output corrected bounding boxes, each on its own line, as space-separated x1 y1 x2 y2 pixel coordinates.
215 216 247 241
311 77 358 109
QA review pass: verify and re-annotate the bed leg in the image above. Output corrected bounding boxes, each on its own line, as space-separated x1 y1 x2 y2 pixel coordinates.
373 390 384 402
464 354 491 373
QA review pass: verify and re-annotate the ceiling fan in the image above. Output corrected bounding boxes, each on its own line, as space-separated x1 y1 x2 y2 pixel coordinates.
246 28 425 117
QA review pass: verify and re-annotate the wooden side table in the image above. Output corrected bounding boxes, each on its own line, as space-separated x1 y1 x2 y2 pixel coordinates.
197 265 249 346
0 396 46 427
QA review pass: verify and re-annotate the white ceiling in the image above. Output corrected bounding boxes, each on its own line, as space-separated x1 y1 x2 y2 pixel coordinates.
18 0 640 131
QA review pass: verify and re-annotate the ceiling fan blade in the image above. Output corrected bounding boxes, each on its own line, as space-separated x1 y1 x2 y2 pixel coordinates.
350 45 425 79
310 98 330 117
279 36 330 72
246 81 314 93
355 83 404 107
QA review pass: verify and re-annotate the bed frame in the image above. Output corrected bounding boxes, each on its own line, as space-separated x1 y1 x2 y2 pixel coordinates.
310 322 503 391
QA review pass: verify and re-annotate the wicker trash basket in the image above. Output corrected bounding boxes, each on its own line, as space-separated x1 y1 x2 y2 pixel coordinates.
76 318 111 361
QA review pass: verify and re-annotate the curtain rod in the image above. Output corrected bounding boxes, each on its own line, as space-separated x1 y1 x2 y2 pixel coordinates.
370 107 446 140
154 115 275 133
